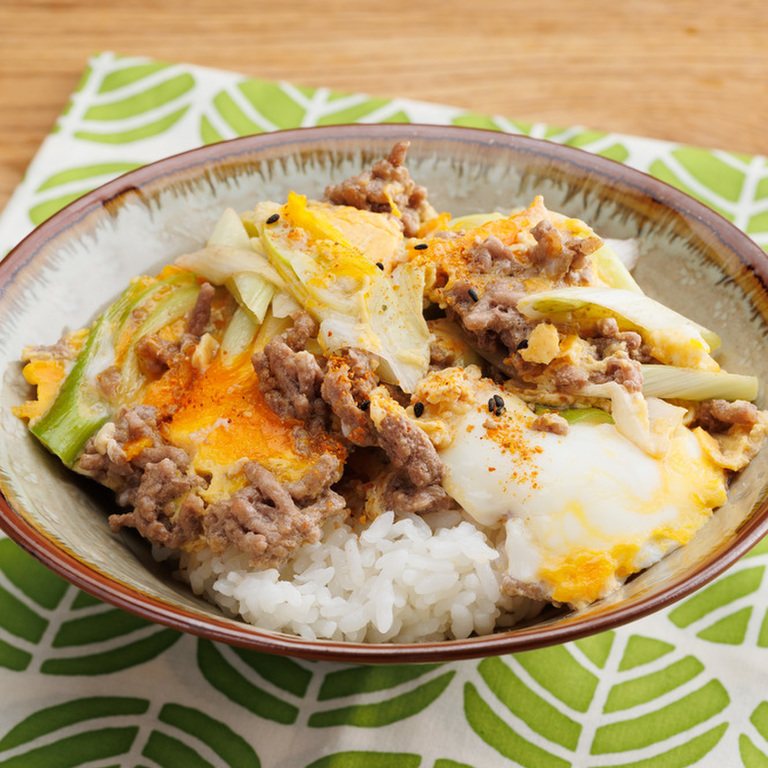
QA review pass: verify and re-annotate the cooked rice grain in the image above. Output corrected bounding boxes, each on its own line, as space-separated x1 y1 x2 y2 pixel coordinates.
178 511 542 642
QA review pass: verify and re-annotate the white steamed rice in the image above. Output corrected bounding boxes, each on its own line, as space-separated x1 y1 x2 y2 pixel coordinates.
177 509 543 643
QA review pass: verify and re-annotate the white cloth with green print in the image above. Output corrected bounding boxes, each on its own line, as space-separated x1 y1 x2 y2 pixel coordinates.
1 52 768 768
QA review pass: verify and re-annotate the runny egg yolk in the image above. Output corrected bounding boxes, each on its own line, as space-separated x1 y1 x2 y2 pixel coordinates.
143 349 345 502
428 369 728 608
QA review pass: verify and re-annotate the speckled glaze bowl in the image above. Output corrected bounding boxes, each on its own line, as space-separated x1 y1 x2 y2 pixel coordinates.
1 124 768 663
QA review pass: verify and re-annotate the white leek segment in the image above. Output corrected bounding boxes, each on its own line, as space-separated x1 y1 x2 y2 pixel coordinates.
591 242 643 293
640 364 759 401
517 286 721 369
175 207 281 320
219 306 260 364
260 193 430 392
225 272 275 324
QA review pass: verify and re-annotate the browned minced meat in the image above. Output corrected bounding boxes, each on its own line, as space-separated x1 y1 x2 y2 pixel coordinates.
320 349 379 446
185 281 216 338
252 316 329 435
501 574 550 602
384 478 458 516
134 282 216 378
377 411 445 488
77 405 175 500
528 220 602 284
135 335 178 378
466 235 525 276
692 399 761 433
598 356 644 392
108 459 205 548
449 278 534 360
542 350 643 394
22 336 80 363
324 141 430 237
531 411 569 436
590 318 652 363
547 361 590 391
77 405 206 548
204 459 346 569
253 317 449 514
442 224 602 374
96 365 123 400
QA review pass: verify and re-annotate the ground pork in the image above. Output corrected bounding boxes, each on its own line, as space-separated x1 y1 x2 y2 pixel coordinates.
203 459 346 569
252 314 329 435
320 350 379 446
450 278 534 358
376 411 445 488
77 405 206 548
133 281 217 379
383 478 458 516
528 220 601 284
108 459 205 548
693 399 761 433
324 140 432 237
531 411 570 435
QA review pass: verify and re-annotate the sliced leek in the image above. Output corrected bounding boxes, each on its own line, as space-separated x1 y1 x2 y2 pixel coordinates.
591 243 643 293
641 364 759 401
517 286 720 351
175 244 282 288
533 405 614 425
225 272 275 323
220 305 260 363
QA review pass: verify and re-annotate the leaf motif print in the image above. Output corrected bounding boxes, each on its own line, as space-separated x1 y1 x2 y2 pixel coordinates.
196 639 306 724
144 703 260 767
0 698 260 768
0 538 179 675
0 696 149 767
70 59 196 144
740 702 768 768
303 752 421 768
465 633 729 766
668 565 765 646
309 665 455 728
648 152 740 221
29 162 142 225
317 663 444 700
200 80 409 144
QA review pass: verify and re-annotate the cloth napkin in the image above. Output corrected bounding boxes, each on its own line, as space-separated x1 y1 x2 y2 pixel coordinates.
1 51 768 768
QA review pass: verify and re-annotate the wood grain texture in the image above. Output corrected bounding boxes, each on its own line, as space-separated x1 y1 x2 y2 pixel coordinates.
1 0 768 211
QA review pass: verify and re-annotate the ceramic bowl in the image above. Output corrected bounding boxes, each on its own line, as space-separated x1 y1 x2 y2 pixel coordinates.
1 124 768 663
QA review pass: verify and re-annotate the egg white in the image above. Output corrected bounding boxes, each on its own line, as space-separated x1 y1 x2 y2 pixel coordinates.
427 369 728 607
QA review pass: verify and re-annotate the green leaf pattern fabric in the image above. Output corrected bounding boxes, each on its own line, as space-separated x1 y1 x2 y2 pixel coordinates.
2 51 768 765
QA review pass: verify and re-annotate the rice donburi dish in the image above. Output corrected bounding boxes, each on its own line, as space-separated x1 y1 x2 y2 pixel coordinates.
15 143 768 643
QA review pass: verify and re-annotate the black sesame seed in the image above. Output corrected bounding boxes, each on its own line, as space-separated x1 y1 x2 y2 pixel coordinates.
516 338 529 350
266 213 280 224
358 400 370 411
375 261 385 270
468 287 479 302
488 397 496 413
413 402 425 418
495 405 506 417
414 242 428 250
493 394 505 409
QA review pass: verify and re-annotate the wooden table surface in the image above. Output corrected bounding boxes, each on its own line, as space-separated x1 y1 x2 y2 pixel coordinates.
2 0 768 213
